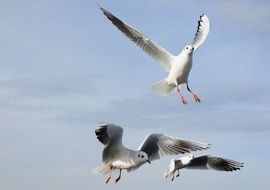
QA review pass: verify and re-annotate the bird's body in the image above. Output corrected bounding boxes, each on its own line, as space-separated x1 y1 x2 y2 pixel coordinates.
109 149 141 169
164 155 244 181
164 46 193 88
99 4 210 104
93 123 209 183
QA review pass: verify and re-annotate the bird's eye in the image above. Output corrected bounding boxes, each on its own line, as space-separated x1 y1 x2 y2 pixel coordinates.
138 154 140 157
186 47 188 50
141 155 144 158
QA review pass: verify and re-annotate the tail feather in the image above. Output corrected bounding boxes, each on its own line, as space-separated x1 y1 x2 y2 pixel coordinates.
152 79 175 96
92 162 112 176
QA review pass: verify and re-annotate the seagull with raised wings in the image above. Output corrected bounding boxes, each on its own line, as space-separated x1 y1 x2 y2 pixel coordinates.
92 123 209 183
164 155 243 181
99 4 211 105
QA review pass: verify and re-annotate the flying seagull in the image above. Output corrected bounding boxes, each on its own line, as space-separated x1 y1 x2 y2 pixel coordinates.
92 123 209 183
164 155 243 181
99 4 210 105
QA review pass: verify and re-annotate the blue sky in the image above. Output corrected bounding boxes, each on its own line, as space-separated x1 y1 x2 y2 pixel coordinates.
0 0 270 189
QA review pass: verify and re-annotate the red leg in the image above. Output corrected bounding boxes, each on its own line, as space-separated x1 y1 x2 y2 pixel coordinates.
115 169 122 183
186 84 201 103
176 86 187 105
176 170 180 177
105 166 112 184
171 174 175 182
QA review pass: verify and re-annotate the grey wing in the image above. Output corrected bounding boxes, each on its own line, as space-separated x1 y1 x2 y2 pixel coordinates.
138 134 209 161
95 123 124 162
99 4 174 72
186 155 244 171
192 14 210 51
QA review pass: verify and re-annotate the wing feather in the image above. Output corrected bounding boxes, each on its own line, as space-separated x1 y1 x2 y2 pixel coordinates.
95 123 124 163
138 134 209 161
192 15 210 51
99 4 174 72
186 155 244 171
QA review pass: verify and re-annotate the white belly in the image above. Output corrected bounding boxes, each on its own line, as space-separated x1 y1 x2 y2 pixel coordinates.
167 57 192 85
112 160 134 169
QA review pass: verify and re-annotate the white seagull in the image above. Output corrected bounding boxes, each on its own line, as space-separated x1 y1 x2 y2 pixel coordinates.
164 155 244 181
99 4 210 105
92 123 209 183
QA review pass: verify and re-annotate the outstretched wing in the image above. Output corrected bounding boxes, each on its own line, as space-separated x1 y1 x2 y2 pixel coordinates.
138 134 209 161
95 123 124 162
99 4 174 72
186 155 243 171
192 14 210 51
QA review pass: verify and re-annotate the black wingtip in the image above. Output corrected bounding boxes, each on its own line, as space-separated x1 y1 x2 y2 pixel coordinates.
97 2 107 14
95 123 110 144
95 123 108 134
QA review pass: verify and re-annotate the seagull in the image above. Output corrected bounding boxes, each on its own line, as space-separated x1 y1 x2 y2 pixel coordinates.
99 4 210 105
92 123 209 183
164 155 244 181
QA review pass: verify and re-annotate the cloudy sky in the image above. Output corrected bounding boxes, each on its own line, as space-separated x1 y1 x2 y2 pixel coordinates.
0 0 270 189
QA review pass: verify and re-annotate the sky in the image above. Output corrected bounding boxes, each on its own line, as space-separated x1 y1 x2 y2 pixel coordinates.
0 0 270 189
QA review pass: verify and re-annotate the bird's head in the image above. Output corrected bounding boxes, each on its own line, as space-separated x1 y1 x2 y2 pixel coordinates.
181 155 194 165
183 45 194 54
136 151 151 164
188 155 195 159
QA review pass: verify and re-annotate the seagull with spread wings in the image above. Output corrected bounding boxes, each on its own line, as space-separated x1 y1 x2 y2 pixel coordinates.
164 155 243 181
99 4 210 105
92 123 209 183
